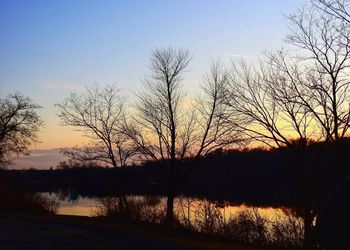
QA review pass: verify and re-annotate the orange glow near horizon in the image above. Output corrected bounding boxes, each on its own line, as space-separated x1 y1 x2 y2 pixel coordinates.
24 106 90 150
34 123 89 150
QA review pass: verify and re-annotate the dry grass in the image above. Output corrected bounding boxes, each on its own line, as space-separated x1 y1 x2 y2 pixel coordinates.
97 196 304 249
0 176 58 214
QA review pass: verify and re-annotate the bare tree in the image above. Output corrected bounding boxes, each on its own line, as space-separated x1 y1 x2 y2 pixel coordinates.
287 6 350 141
56 85 135 169
226 5 350 143
125 48 241 223
126 47 191 223
225 55 323 249
56 85 136 210
225 58 309 148
285 4 350 247
276 13 350 245
0 93 42 167
225 3 350 247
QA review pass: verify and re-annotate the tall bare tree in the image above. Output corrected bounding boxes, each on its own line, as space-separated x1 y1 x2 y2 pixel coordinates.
225 3 350 247
287 6 350 141
273 15 350 245
124 48 241 223
0 93 42 167
225 54 323 249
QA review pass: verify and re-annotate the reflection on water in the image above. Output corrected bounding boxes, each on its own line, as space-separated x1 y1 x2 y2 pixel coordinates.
42 192 99 216
41 191 296 222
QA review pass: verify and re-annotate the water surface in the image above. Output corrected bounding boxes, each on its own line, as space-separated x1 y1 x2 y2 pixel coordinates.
42 192 295 223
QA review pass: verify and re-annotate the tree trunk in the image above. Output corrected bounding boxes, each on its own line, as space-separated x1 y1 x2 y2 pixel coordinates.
118 194 129 212
165 192 175 224
303 208 315 249
115 167 129 214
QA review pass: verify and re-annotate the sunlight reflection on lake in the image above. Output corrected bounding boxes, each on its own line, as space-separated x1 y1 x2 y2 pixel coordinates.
41 192 295 223
41 192 100 216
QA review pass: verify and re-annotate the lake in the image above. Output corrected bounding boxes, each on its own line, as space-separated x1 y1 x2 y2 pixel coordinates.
41 191 300 223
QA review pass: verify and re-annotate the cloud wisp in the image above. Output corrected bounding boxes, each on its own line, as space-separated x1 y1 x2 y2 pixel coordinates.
12 148 66 170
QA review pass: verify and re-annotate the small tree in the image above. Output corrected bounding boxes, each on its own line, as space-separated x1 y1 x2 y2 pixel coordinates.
0 93 42 167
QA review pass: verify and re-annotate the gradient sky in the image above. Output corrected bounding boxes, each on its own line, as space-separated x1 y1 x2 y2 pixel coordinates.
0 0 306 167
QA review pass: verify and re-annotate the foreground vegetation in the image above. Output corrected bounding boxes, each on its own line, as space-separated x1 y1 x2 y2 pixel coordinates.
0 211 301 250
0 176 57 214
95 196 304 249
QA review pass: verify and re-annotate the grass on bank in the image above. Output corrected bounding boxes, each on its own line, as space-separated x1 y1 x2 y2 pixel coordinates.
12 212 290 250
0 176 57 214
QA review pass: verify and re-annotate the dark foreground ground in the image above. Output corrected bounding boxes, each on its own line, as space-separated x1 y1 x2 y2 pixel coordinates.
0 213 281 250
0 213 182 250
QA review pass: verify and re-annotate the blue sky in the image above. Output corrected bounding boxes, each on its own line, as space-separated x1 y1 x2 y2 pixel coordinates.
1 0 305 92
0 0 306 163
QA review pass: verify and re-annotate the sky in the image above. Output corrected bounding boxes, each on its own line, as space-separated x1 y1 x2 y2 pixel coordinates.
0 0 306 168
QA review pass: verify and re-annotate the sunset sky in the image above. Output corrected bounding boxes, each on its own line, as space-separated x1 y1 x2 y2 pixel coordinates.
0 0 305 168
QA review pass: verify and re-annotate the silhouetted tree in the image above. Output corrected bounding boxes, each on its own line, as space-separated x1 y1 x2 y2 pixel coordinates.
286 5 350 142
0 93 42 167
286 7 350 246
225 2 350 247
56 85 136 210
225 59 311 148
124 48 242 223
227 3 350 144
56 85 135 168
